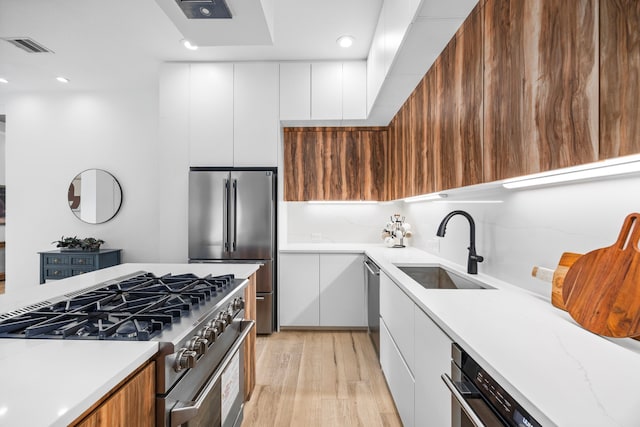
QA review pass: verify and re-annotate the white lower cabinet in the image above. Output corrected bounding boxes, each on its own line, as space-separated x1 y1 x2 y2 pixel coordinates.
380 319 415 427
279 253 320 326
414 306 453 427
380 271 454 427
319 254 366 327
279 253 365 327
380 271 415 372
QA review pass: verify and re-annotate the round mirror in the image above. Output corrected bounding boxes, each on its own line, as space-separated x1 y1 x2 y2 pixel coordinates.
68 169 123 224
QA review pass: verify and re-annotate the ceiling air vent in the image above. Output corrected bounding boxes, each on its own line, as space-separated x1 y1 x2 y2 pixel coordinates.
176 0 232 19
2 37 54 53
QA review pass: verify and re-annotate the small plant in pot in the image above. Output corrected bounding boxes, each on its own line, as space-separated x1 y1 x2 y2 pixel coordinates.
53 236 105 252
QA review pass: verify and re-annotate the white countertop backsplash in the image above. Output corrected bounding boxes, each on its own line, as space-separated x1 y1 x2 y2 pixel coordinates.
0 262 262 427
281 243 640 427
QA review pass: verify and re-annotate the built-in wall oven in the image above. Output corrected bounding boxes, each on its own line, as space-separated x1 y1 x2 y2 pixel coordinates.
442 344 543 427
363 256 380 357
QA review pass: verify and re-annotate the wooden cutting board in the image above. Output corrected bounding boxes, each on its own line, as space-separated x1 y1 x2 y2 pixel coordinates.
532 252 582 310
533 251 640 341
563 213 640 338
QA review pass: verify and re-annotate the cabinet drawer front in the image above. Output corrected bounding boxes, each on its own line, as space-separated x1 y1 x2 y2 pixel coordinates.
71 256 94 266
44 255 69 265
71 268 93 276
45 268 70 279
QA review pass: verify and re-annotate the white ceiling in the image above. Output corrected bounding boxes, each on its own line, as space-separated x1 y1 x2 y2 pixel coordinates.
0 0 383 93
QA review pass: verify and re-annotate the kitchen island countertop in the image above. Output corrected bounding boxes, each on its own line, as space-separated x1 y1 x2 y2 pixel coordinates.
0 262 262 427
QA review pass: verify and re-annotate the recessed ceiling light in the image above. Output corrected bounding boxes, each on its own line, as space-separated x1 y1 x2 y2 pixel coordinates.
337 35 355 48
0 78 8 84
199 6 212 16
56 76 70 83
182 39 198 51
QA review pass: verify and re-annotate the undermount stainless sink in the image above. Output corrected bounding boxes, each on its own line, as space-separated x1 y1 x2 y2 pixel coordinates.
395 266 492 290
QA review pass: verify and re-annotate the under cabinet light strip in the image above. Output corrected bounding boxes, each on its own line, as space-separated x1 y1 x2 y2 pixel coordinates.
307 200 378 204
502 154 640 189
403 193 448 203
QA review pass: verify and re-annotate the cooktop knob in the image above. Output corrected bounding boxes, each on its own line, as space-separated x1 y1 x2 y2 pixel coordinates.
232 297 244 310
200 325 217 343
187 336 208 355
174 348 197 371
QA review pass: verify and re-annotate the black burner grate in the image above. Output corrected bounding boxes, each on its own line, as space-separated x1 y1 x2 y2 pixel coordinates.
0 272 236 341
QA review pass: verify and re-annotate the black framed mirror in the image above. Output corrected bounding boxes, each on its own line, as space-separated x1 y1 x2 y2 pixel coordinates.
68 169 122 224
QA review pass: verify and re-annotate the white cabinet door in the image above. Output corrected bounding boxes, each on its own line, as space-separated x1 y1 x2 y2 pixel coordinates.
311 62 342 120
367 11 386 115
279 254 320 326
189 63 234 167
380 271 415 373
342 61 367 120
279 63 311 120
233 62 279 167
380 319 415 427
319 254 366 327
414 307 453 427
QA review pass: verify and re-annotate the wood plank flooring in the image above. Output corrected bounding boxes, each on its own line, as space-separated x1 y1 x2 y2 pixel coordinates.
242 331 402 427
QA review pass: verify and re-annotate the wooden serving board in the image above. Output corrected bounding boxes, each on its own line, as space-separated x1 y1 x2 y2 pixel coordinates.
563 213 640 338
532 251 640 341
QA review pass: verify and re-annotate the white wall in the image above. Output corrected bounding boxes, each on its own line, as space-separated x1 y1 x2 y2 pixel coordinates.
285 201 404 243
284 174 640 298
4 88 176 289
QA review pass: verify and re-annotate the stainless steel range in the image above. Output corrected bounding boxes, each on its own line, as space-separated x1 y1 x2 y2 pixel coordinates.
0 271 254 427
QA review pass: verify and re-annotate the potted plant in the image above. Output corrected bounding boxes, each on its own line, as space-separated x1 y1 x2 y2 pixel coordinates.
53 236 105 251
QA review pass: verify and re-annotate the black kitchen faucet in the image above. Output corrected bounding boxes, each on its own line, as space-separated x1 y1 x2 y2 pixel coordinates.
436 210 484 274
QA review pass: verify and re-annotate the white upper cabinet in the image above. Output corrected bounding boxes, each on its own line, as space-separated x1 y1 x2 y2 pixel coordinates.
342 61 367 120
159 62 279 168
367 11 386 114
279 63 311 121
311 62 343 120
279 61 367 121
233 62 279 167
189 63 234 166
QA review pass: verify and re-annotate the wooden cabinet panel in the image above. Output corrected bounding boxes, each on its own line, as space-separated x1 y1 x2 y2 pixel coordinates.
361 130 388 201
411 79 433 196
600 0 640 159
244 273 257 401
484 0 598 181
434 4 483 191
283 128 387 201
73 362 155 427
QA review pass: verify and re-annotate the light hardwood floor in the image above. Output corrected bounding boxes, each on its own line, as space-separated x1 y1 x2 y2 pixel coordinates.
242 331 402 427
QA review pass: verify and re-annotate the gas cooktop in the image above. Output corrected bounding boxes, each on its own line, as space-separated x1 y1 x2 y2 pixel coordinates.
0 272 240 341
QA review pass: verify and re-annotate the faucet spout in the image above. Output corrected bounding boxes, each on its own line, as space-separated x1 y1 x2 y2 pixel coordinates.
436 210 484 274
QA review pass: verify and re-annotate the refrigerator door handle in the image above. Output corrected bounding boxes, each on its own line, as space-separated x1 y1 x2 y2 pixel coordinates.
223 179 230 253
231 179 238 252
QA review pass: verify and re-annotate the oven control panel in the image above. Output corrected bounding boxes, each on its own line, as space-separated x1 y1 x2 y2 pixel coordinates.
174 296 245 372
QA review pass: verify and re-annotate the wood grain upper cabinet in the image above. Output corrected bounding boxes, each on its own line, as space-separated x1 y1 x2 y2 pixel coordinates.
283 128 387 201
433 4 483 191
483 0 598 181
600 0 640 159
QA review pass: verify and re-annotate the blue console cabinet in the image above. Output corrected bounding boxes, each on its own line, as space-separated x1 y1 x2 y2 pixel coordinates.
38 249 122 284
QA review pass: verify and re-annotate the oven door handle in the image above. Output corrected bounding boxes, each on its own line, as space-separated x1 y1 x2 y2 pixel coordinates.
171 320 255 427
441 373 487 427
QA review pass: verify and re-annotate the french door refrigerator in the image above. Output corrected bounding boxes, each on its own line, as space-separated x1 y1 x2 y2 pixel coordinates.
188 167 276 334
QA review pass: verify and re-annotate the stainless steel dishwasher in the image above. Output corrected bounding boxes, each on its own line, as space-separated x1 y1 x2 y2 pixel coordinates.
364 256 380 357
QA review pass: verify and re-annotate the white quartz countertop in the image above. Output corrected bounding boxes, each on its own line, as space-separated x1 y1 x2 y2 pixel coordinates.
280 244 640 426
362 246 640 427
0 262 261 426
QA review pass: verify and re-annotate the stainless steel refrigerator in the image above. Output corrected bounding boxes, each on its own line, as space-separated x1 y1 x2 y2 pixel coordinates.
188 167 276 334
